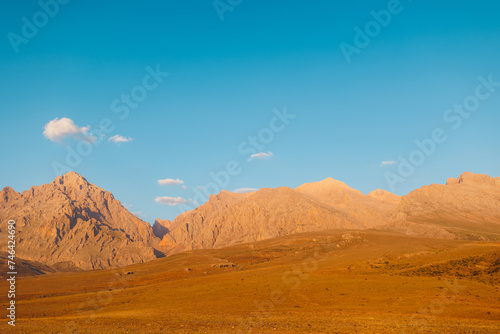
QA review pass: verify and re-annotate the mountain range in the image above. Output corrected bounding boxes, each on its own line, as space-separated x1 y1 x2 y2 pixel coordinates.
1 171 499 272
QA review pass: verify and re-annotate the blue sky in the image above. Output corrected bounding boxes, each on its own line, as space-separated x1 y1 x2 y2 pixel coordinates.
1 0 500 223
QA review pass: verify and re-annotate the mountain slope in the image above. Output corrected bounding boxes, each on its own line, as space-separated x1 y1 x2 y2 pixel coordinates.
160 172 500 252
389 172 500 240
160 186 375 254
296 177 400 227
0 172 161 270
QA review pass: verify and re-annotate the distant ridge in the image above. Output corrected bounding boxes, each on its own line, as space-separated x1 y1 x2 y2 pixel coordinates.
158 172 500 253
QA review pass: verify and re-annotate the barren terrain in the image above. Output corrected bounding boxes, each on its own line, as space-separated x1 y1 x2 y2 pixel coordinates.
1 230 499 333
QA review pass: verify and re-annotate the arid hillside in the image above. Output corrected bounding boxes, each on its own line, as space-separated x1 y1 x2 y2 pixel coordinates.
160 172 500 253
389 172 500 240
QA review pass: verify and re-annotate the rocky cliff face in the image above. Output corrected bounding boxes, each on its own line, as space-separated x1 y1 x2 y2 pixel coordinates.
0 172 161 270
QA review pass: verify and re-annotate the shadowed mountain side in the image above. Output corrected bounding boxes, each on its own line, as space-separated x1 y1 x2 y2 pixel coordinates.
0 253 58 277
153 219 171 239
0 172 162 270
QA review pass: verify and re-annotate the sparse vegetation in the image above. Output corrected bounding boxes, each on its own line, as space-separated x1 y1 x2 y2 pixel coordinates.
1 230 499 333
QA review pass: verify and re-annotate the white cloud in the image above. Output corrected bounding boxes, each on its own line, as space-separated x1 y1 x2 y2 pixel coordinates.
108 135 133 143
155 196 188 206
248 151 274 161
43 117 96 143
132 211 147 219
380 160 397 167
158 178 184 186
233 187 259 193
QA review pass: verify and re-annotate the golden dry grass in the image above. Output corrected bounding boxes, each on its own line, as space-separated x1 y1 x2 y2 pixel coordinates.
1 230 499 333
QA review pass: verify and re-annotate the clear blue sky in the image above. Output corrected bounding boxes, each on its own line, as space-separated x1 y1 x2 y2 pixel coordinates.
1 0 499 223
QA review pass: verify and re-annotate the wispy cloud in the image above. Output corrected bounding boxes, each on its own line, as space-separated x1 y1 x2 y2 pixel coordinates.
380 160 397 167
248 151 274 161
108 135 133 143
233 187 258 193
158 178 184 186
43 117 96 143
132 211 147 219
155 196 188 206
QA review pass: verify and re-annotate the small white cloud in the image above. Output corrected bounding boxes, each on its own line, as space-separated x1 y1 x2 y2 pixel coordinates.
155 196 188 206
182 185 187 190
233 187 258 193
158 178 184 186
380 160 397 167
132 211 147 219
43 117 96 143
109 135 133 143
248 151 274 161
189 198 199 205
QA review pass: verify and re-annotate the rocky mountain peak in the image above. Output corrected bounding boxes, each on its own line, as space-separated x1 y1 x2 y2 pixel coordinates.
315 177 351 189
0 186 21 203
54 171 89 186
446 172 498 187
368 189 400 202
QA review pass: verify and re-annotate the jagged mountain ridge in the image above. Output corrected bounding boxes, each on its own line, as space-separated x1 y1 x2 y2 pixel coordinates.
159 172 500 253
